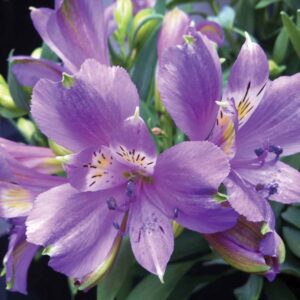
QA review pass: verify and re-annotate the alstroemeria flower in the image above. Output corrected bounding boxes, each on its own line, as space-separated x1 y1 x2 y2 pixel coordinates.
158 31 300 222
157 8 224 63
205 211 286 281
26 59 237 286
0 144 65 294
11 0 109 87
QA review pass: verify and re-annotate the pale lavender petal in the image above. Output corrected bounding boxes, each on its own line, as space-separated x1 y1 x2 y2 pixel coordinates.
224 37 269 127
66 146 127 192
26 184 125 278
11 56 64 87
0 138 62 174
237 161 300 204
46 0 109 72
4 218 39 294
197 20 224 46
157 8 189 63
31 60 139 152
149 141 238 233
235 74 300 159
225 171 270 222
158 33 221 140
110 116 157 175
129 193 173 280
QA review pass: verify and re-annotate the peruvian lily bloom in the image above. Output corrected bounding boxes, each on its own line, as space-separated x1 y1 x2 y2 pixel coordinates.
157 8 224 64
26 59 238 287
158 31 300 277
205 213 286 281
0 143 65 294
11 0 109 87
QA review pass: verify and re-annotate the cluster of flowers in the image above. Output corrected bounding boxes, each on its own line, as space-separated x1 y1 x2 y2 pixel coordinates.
1 0 300 295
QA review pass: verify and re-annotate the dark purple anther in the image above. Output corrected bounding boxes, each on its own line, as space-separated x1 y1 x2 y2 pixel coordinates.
173 208 179 219
268 145 283 157
268 183 279 196
254 148 264 157
126 180 135 198
255 184 265 192
107 197 117 210
113 221 120 230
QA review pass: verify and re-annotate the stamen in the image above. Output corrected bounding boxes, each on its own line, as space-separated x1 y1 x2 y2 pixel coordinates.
107 197 117 210
254 148 264 157
268 145 283 157
173 208 179 219
113 221 120 230
268 183 279 196
126 180 135 198
255 184 265 191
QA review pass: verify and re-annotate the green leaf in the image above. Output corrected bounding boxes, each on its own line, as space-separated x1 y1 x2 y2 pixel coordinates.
97 238 135 300
273 27 289 64
126 260 197 300
281 12 300 59
235 0 255 34
283 226 300 258
281 252 300 278
282 207 300 229
131 23 161 101
234 275 263 300
264 279 297 300
255 0 280 9
7 51 31 111
41 43 59 62
154 0 166 14
281 153 300 170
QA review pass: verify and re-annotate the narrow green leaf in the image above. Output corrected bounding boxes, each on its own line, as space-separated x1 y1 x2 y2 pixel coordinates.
281 12 300 58
273 28 289 64
7 51 31 111
282 207 300 229
264 279 297 300
283 226 300 258
234 275 263 300
281 252 300 278
255 0 280 9
131 23 161 101
235 0 255 34
126 260 197 300
97 238 135 300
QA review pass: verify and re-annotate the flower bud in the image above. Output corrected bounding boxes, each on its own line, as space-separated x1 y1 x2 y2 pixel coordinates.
114 0 133 42
204 217 285 281
157 8 189 63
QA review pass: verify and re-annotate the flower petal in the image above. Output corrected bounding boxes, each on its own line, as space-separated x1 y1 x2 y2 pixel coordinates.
11 56 64 87
158 33 221 141
224 36 269 127
235 74 300 159
26 184 125 278
150 141 238 233
32 0 109 72
110 115 157 175
197 20 224 46
157 8 189 63
237 161 300 204
129 193 173 280
225 171 271 222
66 146 127 192
4 219 39 295
31 59 139 152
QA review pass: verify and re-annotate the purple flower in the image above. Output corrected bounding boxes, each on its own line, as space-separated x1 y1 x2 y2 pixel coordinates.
26 59 237 287
157 8 224 63
0 143 65 294
205 213 285 281
11 0 110 87
132 0 156 13
158 32 300 277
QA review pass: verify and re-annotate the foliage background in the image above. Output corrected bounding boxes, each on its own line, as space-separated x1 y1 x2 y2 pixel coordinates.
0 0 300 299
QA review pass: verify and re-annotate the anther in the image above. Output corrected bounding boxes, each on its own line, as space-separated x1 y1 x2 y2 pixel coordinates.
268 145 283 157
255 184 265 192
254 148 264 157
268 183 279 196
107 197 117 210
173 208 179 219
126 180 135 198
113 221 120 230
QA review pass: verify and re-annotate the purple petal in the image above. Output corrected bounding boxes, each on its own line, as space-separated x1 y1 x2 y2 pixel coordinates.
31 59 139 152
149 141 238 233
197 20 224 46
129 193 173 280
66 146 127 192
110 115 157 175
158 33 221 141
235 74 300 159
224 36 269 127
157 8 189 63
237 161 300 204
40 0 109 72
4 218 39 294
11 56 64 87
0 138 62 174
26 184 125 278
225 171 271 222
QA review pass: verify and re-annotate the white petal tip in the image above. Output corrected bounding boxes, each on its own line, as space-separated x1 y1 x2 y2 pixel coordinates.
133 106 140 120
244 32 252 43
